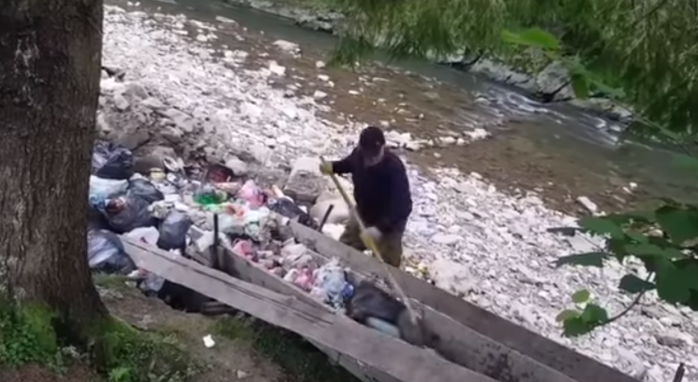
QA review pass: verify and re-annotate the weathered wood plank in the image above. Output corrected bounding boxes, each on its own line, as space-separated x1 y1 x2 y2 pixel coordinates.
210 246 402 382
302 234 581 382
288 221 640 382
120 237 497 382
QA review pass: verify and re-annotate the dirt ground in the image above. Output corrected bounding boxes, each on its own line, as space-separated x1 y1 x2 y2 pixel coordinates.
1 279 357 382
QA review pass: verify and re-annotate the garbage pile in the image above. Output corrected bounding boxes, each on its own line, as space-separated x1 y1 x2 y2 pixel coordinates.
87 141 412 341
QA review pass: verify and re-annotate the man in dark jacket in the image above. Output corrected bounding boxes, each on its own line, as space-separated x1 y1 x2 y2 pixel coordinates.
319 126 413 268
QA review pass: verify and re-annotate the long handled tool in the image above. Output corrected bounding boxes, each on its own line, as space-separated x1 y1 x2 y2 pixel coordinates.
320 157 419 325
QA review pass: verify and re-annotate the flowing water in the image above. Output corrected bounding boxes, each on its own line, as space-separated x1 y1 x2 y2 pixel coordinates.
130 0 698 206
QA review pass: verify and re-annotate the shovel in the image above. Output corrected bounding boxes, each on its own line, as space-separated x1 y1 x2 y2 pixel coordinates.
319 156 419 325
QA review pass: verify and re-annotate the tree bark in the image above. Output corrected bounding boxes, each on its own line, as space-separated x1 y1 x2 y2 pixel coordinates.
0 0 108 333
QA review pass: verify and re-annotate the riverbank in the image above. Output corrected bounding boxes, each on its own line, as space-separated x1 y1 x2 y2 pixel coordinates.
97 3 697 381
220 0 632 122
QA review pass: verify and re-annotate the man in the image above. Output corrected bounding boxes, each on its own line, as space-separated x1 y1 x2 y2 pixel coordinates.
319 126 413 268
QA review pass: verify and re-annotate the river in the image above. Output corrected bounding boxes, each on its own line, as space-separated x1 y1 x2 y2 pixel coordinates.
128 0 697 211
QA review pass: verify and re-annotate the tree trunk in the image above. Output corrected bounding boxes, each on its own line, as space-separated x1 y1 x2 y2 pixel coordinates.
0 0 108 333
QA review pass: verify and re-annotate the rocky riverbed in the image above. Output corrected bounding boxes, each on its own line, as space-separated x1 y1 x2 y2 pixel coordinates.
101 4 696 381
220 0 633 122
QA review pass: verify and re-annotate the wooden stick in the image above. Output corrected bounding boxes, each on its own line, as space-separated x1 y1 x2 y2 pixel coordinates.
320 156 419 325
318 204 335 232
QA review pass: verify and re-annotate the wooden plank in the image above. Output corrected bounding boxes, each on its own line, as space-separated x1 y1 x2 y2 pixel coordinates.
301 236 581 382
288 221 640 382
210 246 402 382
120 237 497 382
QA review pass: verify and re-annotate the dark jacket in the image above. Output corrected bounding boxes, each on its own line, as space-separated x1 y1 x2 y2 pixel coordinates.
332 149 413 234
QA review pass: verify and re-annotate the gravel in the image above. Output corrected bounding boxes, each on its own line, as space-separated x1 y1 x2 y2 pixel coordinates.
100 5 698 381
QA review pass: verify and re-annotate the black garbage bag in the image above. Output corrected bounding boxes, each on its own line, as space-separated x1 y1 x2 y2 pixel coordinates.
92 141 134 180
127 178 164 204
157 211 192 251
345 280 429 347
268 197 319 230
102 194 158 234
346 280 406 324
157 281 213 313
87 229 135 274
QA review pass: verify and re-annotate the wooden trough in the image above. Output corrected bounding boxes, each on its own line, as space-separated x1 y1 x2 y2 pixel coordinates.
120 219 641 382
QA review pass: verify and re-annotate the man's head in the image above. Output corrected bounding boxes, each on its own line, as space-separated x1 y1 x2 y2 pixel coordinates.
358 126 386 166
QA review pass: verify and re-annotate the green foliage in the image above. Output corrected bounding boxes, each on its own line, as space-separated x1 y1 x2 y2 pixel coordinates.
556 202 698 336
330 0 698 142
0 297 200 382
93 318 201 382
0 300 62 369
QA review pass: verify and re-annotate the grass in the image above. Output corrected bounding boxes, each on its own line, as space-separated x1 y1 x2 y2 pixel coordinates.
0 290 202 382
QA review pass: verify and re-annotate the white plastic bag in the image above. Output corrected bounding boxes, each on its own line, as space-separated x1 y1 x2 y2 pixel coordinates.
280 243 312 270
89 175 128 207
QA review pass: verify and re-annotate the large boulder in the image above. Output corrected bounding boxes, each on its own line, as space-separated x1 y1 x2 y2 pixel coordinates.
283 156 326 205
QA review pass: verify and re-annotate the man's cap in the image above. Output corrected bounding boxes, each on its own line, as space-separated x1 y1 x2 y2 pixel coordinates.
358 126 386 153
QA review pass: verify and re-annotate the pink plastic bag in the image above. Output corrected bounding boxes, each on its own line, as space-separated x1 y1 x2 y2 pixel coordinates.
232 239 253 258
237 180 265 209
293 268 315 291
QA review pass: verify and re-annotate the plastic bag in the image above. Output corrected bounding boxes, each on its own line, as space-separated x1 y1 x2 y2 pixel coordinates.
268 197 318 229
103 194 158 234
237 180 266 209
124 226 160 245
280 243 313 270
157 211 192 251
312 258 347 307
346 280 406 325
127 179 164 204
89 176 128 208
87 229 135 274
92 141 134 180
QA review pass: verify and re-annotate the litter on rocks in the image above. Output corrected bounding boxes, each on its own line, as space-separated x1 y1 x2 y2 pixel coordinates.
87 140 413 340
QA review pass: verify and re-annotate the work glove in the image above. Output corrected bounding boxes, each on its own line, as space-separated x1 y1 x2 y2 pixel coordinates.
319 161 333 175
360 226 382 246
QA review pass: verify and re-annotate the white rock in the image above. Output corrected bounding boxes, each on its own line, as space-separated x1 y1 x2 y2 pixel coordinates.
576 196 598 213
268 60 286 76
114 93 130 110
224 155 248 176
318 74 330 82
215 16 236 24
313 90 328 100
272 39 300 54
315 60 326 68
430 233 462 245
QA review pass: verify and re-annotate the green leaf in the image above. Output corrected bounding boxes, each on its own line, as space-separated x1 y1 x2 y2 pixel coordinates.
670 152 698 174
655 263 691 304
555 309 580 322
571 289 590 304
655 205 698 245
581 303 609 323
501 28 560 50
570 73 590 99
619 274 656 294
555 252 608 267
578 216 624 238
562 316 593 337
624 230 649 244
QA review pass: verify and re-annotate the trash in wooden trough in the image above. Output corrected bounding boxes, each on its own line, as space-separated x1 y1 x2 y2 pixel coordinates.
88 140 424 341
87 140 643 382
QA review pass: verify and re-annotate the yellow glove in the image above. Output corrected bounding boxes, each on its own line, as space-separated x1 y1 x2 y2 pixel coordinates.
319 161 333 175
